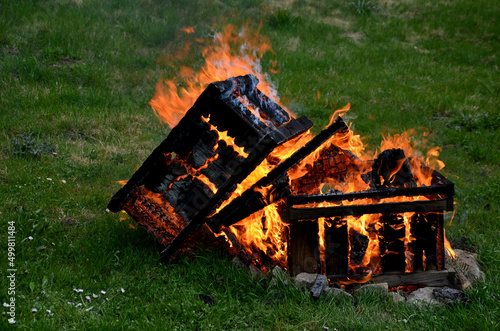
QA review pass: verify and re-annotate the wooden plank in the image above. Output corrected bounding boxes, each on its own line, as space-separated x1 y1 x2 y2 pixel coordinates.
212 143 245 177
370 269 454 288
436 213 445 271
287 199 449 221
243 82 290 127
411 213 438 271
325 219 348 276
289 183 454 208
200 161 230 188
380 215 406 272
327 264 456 288
188 129 218 169
288 221 321 275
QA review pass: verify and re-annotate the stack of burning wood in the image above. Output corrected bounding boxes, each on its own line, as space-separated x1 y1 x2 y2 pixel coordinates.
108 75 455 287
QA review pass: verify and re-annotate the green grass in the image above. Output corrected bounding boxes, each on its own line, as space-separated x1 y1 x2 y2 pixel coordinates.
1 0 498 329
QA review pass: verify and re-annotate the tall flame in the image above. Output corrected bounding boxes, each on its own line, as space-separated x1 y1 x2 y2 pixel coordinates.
150 24 280 129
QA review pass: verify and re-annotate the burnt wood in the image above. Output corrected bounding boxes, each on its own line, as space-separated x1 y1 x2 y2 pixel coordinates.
436 213 445 271
328 264 456 288
288 170 454 207
207 116 348 232
288 220 320 275
411 213 437 271
380 215 406 272
107 75 312 262
286 199 450 221
349 228 369 273
361 148 415 188
371 267 456 288
324 219 348 276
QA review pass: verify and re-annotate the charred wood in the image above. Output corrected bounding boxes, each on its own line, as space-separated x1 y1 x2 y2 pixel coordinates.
380 215 406 272
288 220 320 275
325 219 348 276
361 148 416 188
349 228 369 268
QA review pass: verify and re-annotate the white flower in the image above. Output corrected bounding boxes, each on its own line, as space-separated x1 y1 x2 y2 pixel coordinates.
47 178 52 181
73 288 84 293
62 179 66 184
85 295 91 302
32 308 38 313
92 293 98 298
86 306 93 312
120 288 125 293
100 290 106 295
28 236 33 240
3 302 10 308
68 302 74 305
75 303 82 308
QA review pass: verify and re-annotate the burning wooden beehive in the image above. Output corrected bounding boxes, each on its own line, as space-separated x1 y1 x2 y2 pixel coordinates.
284 168 454 286
109 75 455 287
108 75 314 259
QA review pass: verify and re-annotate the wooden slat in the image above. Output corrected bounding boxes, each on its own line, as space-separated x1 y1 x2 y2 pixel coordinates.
411 213 437 271
287 199 449 221
325 220 348 276
380 215 406 272
289 183 454 208
328 265 456 288
370 269 454 288
288 221 320 275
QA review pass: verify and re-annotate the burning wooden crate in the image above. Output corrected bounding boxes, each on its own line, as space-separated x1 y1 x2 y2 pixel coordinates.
109 74 455 288
283 148 455 286
107 75 313 260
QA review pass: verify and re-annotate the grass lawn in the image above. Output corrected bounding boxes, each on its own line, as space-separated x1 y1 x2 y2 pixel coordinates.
1 0 498 329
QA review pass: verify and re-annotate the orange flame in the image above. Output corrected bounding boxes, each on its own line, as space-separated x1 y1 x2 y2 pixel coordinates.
202 115 249 158
181 27 195 34
444 230 456 259
150 24 280 129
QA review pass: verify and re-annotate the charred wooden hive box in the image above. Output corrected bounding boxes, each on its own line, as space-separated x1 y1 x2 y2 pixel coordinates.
107 75 312 260
284 152 454 286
